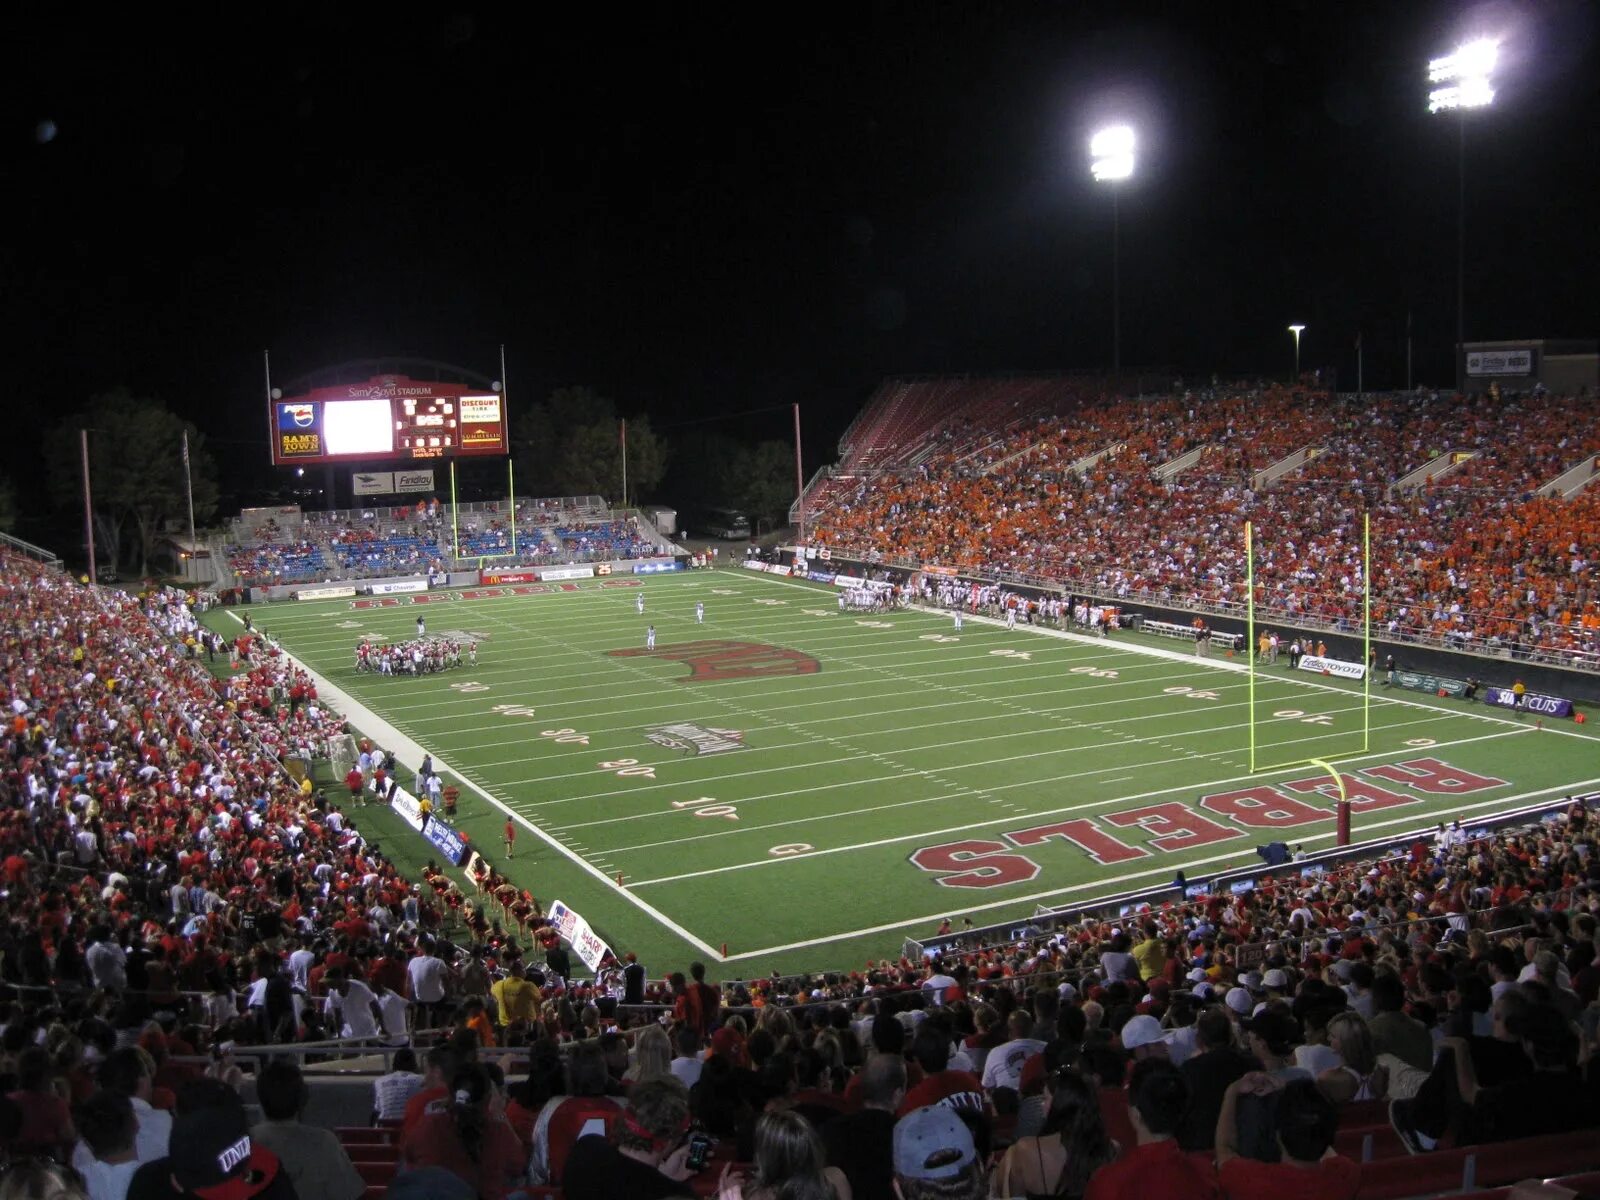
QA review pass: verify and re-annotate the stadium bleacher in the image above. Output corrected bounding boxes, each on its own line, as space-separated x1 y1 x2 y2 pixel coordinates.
810 384 1600 670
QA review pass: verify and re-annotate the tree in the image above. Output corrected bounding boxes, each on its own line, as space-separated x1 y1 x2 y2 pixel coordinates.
728 441 799 532
510 386 668 505
46 390 219 575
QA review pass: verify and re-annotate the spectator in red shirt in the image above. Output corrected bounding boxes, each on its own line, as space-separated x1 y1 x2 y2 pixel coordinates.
7 1046 75 1161
400 1062 525 1200
1083 1060 1218 1200
1214 1074 1359 1200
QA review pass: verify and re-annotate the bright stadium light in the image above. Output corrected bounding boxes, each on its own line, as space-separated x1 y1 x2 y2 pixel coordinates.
1089 125 1136 181
1428 38 1499 112
1089 125 1135 376
1430 35 1501 385
1288 325 1306 380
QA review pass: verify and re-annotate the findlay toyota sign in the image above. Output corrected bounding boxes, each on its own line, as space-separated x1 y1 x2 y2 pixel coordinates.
1466 348 1535 377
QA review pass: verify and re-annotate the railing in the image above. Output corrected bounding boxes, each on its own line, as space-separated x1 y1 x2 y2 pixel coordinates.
813 543 1600 673
0 530 62 568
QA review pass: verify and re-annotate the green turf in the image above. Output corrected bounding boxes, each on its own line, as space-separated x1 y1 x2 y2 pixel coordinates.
209 569 1600 979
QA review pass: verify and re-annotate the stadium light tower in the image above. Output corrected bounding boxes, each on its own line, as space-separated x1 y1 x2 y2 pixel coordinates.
1090 125 1135 376
1288 324 1306 381
1428 36 1499 386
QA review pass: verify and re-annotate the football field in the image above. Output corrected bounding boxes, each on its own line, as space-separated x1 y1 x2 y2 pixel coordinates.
223 569 1600 978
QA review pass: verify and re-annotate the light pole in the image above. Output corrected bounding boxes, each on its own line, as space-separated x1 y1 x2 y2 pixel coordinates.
1428 37 1498 386
1090 125 1135 377
1288 324 1305 381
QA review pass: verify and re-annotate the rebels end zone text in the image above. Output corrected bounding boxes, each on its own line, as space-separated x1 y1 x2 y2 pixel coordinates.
349 580 643 607
910 758 1507 889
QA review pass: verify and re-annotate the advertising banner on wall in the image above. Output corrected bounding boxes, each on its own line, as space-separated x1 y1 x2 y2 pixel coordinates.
352 472 395 495
540 566 595 582
1466 348 1535 377
1395 669 1471 698
1297 654 1366 680
1483 687 1574 718
393 470 436 493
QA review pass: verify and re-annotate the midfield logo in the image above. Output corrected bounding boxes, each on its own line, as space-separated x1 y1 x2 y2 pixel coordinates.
644 721 747 755
608 639 821 682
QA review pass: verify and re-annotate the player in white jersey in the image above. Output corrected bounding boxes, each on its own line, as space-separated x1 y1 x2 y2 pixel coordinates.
646 625 656 650
953 608 963 632
636 592 646 614
1005 605 1017 630
695 601 704 624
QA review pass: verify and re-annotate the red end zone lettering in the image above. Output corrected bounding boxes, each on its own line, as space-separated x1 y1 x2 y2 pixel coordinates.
1103 802 1241 852
910 840 1040 889
1199 785 1329 828
1362 757 1508 795
350 598 401 608
508 585 552 595
1005 819 1147 865
1283 774 1419 814
599 580 643 588
607 640 821 682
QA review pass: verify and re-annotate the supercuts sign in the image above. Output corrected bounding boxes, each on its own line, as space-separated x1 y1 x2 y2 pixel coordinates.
909 757 1506 889
1484 687 1573 717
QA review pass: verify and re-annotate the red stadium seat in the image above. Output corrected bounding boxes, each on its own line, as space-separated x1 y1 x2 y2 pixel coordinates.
1471 1130 1600 1187
1356 1147 1471 1199
355 1161 398 1187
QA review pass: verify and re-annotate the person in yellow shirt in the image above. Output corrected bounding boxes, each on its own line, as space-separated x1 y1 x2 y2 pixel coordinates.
490 961 542 1028
1131 922 1168 981
418 794 433 831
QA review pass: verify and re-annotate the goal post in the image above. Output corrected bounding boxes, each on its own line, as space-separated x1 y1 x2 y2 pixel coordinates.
1245 513 1372 843
451 458 521 563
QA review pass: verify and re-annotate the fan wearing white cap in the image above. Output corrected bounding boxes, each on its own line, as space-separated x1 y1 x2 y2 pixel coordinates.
1118 1015 1170 1062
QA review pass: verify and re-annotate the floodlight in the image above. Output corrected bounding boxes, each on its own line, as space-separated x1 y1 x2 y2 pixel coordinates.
1090 125 1135 182
1428 37 1498 112
1288 324 1305 336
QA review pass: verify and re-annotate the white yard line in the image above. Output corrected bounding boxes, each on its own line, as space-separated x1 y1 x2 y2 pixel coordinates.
223 611 722 960
619 726 1532 884
713 776 1600 962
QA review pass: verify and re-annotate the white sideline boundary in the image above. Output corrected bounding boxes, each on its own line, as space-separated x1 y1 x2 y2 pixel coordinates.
715 775 1600 962
224 612 722 959
748 570 1592 741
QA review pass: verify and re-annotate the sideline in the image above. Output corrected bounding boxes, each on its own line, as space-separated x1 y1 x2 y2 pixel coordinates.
223 611 722 959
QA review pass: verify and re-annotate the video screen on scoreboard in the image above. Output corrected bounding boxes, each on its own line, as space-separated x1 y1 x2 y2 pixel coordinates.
323 399 395 456
270 376 507 466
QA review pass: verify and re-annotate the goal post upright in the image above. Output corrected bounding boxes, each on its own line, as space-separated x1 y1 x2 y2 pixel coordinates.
1244 511 1372 844
1363 509 1372 754
1245 519 1257 774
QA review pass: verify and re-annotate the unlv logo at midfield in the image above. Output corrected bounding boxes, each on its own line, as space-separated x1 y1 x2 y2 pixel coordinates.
608 639 820 682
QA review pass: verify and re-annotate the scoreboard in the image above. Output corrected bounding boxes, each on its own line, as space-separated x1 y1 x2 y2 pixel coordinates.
271 375 507 467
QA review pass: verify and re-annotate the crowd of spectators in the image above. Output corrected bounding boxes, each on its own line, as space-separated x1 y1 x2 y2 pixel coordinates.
2 542 1600 1200
811 386 1600 669
225 507 666 586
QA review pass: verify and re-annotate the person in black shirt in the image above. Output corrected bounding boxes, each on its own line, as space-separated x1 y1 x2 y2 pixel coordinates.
1449 1003 1598 1145
1177 1006 1256 1151
624 952 647 1006
822 1053 905 1200
563 1076 698 1200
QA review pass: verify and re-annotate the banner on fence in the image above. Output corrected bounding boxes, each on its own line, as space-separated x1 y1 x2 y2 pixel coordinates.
1483 687 1574 718
369 579 427 595
1395 669 1471 698
295 585 357 601
547 900 614 972
1297 654 1366 680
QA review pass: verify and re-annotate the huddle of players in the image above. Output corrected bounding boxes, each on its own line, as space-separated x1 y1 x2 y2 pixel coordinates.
355 636 476 674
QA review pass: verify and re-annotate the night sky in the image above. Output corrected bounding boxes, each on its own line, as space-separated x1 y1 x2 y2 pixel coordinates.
6 1 1597 511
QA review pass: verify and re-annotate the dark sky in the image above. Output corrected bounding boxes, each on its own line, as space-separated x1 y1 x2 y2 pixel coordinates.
6 1 1597 506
